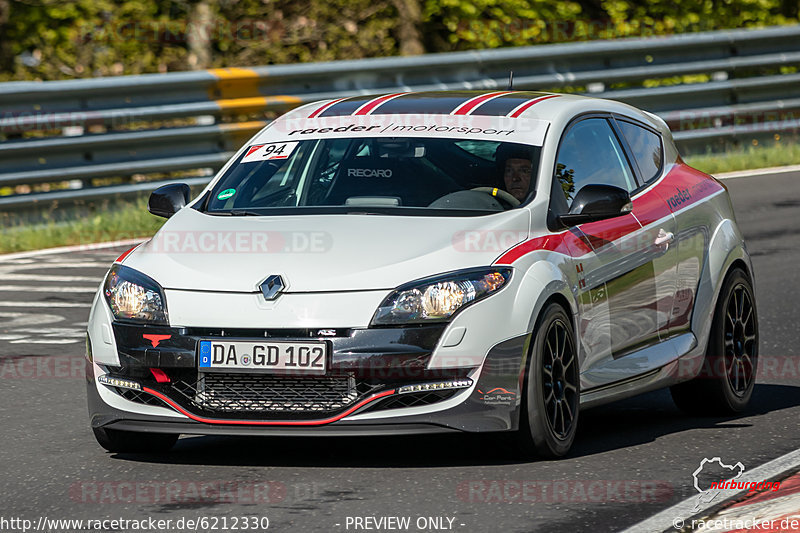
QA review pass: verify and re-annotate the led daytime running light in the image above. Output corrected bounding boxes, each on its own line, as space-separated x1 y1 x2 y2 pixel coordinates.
397 379 473 394
98 374 142 391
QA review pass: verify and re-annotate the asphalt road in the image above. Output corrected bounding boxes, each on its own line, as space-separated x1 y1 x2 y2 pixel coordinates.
0 171 798 533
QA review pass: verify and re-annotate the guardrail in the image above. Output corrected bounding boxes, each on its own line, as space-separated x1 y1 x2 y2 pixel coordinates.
1 24 799 214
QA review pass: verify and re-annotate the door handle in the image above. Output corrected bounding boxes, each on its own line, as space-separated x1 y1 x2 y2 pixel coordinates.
654 229 675 246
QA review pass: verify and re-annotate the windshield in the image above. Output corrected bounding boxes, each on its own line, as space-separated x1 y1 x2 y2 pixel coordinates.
203 137 541 216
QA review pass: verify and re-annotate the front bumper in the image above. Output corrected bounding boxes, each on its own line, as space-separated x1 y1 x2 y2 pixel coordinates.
87 322 531 435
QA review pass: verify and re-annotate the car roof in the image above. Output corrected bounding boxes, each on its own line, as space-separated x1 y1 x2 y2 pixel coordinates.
279 90 650 125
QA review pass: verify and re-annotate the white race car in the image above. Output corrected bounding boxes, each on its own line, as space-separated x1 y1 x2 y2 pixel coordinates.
86 90 757 457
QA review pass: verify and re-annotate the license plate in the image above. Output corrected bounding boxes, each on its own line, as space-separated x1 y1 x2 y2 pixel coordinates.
198 340 327 374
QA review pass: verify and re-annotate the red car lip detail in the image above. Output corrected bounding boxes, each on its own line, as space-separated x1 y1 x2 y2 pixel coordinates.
143 334 171 347
141 387 397 426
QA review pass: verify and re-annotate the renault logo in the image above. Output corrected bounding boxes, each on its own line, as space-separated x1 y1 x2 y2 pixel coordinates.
259 275 284 300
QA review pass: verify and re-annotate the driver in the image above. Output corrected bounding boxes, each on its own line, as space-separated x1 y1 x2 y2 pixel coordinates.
496 145 534 202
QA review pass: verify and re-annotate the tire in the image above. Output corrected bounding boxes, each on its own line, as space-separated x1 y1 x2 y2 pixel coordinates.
670 268 758 415
515 302 580 458
92 427 178 453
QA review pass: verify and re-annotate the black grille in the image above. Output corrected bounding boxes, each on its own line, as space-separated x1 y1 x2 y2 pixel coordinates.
171 373 363 413
366 389 457 412
115 387 167 407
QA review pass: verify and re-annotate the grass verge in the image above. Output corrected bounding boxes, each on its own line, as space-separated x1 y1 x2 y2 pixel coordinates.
685 140 800 175
0 196 165 254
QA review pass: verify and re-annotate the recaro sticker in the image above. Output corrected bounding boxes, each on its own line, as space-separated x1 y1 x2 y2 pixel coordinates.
241 141 299 164
217 188 236 200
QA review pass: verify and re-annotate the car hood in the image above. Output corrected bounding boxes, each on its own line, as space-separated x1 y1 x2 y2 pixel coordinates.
124 207 530 292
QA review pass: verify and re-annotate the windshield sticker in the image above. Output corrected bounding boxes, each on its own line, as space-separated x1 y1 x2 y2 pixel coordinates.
267 115 549 145
217 188 236 200
241 141 299 164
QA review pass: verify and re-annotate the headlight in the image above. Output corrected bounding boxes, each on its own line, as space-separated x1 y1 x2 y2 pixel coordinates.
371 268 512 326
103 264 168 324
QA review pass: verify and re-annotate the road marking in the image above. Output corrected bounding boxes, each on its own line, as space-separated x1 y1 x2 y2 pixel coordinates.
0 302 87 308
0 285 96 293
0 274 100 283
622 448 800 532
0 311 65 327
9 339 80 344
0 262 109 272
714 164 800 180
0 238 144 262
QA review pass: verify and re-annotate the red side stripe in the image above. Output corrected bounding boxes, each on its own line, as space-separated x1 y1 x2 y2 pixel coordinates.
452 91 514 115
308 97 349 118
495 235 559 265
580 214 641 250
142 387 396 426
353 92 407 115
495 163 726 265
114 244 141 264
508 95 560 118
495 230 595 264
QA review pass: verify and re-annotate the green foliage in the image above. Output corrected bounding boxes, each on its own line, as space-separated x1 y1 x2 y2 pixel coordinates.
1 0 798 81
422 0 582 49
212 0 399 66
0 196 164 253
685 138 800 175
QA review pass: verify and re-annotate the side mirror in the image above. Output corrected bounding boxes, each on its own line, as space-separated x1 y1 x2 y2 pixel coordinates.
148 183 191 219
558 184 632 227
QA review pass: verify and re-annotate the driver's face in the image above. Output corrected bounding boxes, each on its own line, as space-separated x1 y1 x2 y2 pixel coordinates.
504 158 532 201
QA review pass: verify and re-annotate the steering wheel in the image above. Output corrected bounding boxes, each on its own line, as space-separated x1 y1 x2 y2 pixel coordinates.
470 187 520 207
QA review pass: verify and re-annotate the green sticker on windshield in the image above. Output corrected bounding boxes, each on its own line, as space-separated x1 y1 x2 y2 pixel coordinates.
217 188 236 201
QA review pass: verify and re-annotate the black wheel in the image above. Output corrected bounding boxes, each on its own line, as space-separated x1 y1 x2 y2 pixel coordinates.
92 427 178 453
671 268 758 415
516 303 580 458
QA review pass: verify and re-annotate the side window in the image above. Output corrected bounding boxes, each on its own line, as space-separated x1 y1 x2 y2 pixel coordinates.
554 118 637 208
617 120 663 183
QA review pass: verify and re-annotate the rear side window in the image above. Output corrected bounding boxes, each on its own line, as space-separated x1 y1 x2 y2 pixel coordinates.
617 120 663 183
554 118 637 208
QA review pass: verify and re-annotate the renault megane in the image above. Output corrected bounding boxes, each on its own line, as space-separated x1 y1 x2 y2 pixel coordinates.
86 90 757 457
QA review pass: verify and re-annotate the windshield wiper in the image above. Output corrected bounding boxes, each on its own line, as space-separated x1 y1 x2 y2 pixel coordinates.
211 209 264 216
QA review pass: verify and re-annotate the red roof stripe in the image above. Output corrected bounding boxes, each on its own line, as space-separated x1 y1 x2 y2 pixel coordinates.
353 92 408 115
308 97 349 118
508 95 560 118
451 91 515 115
